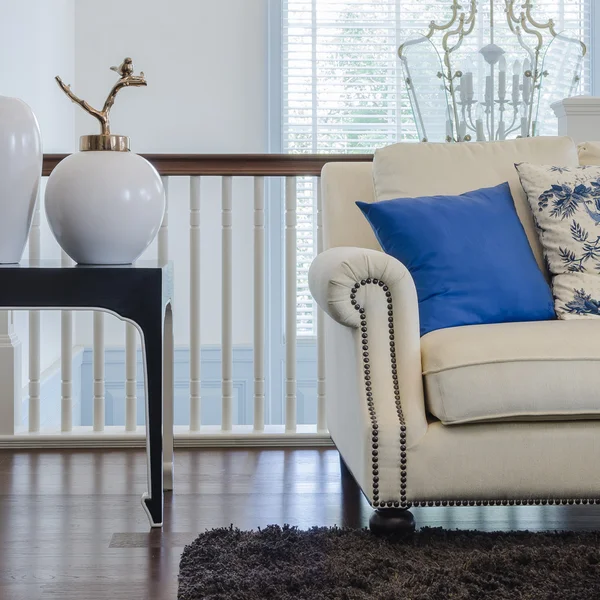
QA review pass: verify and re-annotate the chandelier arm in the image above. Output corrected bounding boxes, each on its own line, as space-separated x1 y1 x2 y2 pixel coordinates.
465 0 477 23
462 0 477 36
519 13 544 52
398 0 462 57
505 122 522 136
448 33 466 55
462 15 477 37
505 109 519 135
524 2 556 32
505 0 520 25
466 105 477 131
513 26 536 62
442 14 466 54
505 6 536 60
496 107 505 140
512 2 586 58
429 0 461 33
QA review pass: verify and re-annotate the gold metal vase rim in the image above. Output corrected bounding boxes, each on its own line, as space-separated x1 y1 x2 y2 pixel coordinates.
80 134 130 152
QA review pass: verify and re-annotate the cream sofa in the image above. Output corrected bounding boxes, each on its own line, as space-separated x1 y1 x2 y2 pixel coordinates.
308 136 600 533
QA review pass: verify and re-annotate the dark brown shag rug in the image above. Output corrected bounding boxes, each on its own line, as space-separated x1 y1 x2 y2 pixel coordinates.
178 525 600 600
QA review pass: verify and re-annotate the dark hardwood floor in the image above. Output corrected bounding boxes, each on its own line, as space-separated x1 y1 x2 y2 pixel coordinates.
1 448 600 599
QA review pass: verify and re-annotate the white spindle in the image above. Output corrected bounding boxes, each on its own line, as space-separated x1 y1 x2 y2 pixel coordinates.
316 177 327 432
125 323 137 431
0 312 18 435
159 176 169 264
93 312 105 431
28 311 41 432
61 253 73 432
285 177 297 433
28 200 41 432
253 176 265 431
189 176 201 431
221 176 233 431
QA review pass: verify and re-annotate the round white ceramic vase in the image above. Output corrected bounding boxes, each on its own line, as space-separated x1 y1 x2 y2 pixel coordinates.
45 151 165 264
0 96 42 264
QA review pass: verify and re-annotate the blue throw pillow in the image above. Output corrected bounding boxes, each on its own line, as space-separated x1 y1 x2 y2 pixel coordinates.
357 182 555 336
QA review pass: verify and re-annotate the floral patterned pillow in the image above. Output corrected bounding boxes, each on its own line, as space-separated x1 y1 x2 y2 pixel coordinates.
516 163 600 319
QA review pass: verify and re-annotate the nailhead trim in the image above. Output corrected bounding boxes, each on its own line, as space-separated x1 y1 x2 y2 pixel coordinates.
352 278 599 511
406 498 599 507
352 278 406 509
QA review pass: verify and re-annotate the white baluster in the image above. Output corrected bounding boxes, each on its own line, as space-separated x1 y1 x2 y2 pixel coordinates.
189 176 201 431
159 176 169 265
93 311 105 432
316 177 327 432
125 323 137 431
0 312 19 435
61 252 73 432
253 176 265 432
221 176 233 431
28 199 41 432
285 177 297 433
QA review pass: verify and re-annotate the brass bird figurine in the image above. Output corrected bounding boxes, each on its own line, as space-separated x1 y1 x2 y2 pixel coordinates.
55 57 147 138
110 57 135 78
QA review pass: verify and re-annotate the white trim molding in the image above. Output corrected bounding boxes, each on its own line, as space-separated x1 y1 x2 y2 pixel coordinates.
0 425 333 449
552 96 600 143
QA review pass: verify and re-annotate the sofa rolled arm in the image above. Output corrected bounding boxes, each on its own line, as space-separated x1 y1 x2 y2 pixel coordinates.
309 246 418 329
309 246 427 448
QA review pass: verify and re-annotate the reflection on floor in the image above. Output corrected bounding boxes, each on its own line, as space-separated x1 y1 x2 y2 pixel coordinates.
1 448 599 599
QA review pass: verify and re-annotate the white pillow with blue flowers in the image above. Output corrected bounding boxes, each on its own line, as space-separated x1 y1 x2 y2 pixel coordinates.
516 163 600 319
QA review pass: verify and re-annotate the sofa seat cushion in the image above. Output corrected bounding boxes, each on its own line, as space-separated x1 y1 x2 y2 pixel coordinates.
421 320 600 425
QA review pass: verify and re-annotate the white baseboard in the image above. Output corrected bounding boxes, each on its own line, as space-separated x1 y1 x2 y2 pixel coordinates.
0 425 333 449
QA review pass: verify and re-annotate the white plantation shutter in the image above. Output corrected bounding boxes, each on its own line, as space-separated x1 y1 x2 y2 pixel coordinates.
282 0 591 335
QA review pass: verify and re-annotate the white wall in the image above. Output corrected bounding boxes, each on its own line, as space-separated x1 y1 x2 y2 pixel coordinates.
72 0 269 347
0 0 76 386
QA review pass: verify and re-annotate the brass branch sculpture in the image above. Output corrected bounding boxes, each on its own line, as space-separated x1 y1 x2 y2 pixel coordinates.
55 57 147 136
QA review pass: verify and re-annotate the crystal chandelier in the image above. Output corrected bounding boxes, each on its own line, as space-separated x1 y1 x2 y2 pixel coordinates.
398 0 586 142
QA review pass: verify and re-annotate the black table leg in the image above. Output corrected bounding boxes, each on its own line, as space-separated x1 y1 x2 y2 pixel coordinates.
163 303 174 492
137 311 164 528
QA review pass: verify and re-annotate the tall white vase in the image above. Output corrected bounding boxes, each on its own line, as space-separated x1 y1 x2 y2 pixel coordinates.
0 97 42 264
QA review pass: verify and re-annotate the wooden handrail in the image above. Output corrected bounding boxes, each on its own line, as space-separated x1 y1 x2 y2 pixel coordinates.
42 153 374 177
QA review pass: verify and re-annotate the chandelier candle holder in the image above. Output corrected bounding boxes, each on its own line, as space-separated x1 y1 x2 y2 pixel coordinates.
398 0 586 143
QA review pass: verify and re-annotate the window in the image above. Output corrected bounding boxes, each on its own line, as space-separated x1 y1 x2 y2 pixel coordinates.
282 0 591 334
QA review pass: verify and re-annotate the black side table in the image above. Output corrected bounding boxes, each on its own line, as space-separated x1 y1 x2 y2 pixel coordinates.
0 260 173 527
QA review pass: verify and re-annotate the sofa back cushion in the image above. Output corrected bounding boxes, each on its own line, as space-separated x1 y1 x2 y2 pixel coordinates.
321 137 579 274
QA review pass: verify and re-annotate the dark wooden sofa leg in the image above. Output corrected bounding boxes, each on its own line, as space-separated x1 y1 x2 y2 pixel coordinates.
369 508 416 535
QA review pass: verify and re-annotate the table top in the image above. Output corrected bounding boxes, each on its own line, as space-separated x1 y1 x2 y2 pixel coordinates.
0 260 168 270
0 260 173 317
